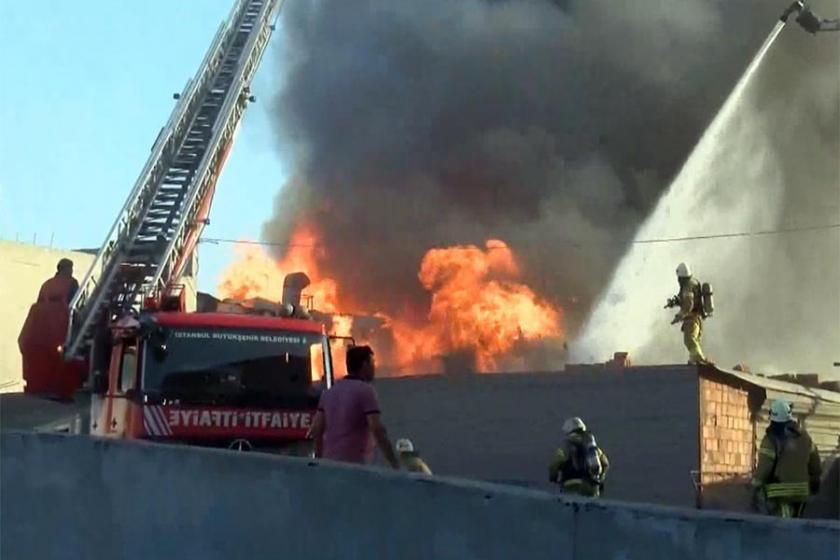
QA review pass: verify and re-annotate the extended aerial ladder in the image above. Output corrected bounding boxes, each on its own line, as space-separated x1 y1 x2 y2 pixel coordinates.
64 0 281 360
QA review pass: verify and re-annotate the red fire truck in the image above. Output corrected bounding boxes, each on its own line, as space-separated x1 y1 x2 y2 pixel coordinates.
92 304 334 453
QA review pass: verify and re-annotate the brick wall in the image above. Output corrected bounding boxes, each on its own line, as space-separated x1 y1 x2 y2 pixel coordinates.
700 376 755 475
699 375 756 510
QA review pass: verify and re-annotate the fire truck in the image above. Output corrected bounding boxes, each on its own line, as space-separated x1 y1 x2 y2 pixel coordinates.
25 0 338 453
85 272 336 453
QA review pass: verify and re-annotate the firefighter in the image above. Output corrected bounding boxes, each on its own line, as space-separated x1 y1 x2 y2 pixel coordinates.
38 258 79 304
669 262 710 365
396 438 432 474
751 399 822 518
549 417 609 497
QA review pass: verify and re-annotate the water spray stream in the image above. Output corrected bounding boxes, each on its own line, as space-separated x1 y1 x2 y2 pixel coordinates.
571 21 790 366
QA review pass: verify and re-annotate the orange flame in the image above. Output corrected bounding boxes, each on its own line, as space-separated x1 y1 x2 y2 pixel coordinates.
217 224 339 312
389 239 562 373
331 315 354 337
217 225 562 375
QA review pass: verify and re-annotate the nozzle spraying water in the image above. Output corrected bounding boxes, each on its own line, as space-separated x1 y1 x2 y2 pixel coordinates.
779 1 840 33
780 1 806 22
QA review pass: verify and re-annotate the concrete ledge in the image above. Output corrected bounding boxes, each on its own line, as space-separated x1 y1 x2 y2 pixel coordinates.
1 432 837 560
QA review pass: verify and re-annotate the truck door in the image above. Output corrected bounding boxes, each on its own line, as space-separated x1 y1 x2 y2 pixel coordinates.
102 342 139 438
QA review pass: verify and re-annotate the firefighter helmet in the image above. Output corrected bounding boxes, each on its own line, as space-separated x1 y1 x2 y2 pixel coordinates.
563 417 586 434
676 262 692 278
769 399 793 423
396 438 415 453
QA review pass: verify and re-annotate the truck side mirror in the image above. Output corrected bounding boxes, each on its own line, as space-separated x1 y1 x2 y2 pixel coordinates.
142 324 170 362
91 371 109 395
152 342 168 362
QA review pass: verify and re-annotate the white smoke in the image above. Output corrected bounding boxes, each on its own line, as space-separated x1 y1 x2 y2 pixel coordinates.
572 14 840 375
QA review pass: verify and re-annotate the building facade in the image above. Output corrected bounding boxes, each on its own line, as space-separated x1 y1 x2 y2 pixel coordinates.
376 364 840 513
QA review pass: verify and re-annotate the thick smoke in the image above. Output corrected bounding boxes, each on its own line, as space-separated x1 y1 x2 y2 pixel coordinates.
574 8 839 374
263 0 838 363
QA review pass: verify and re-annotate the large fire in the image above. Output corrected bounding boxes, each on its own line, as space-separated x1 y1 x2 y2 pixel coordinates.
217 224 340 312
217 225 563 375
389 239 562 373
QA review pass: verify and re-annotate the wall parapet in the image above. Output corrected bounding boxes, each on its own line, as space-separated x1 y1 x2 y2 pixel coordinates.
1 432 837 560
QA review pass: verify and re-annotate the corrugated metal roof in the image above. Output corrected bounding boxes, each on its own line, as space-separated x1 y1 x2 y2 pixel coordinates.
711 367 840 403
704 366 840 460
812 387 840 404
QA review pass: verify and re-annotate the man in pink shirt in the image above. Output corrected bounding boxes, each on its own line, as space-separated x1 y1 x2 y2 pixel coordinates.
309 345 399 468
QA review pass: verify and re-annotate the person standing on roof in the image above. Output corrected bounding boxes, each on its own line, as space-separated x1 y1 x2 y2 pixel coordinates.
549 417 609 497
752 399 822 518
396 438 432 474
668 262 711 365
308 345 399 469
38 258 79 305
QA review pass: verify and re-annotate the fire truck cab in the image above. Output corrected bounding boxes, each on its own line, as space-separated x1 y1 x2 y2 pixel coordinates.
91 309 334 454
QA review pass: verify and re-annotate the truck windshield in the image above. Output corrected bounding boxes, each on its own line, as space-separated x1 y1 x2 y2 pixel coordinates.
142 327 331 408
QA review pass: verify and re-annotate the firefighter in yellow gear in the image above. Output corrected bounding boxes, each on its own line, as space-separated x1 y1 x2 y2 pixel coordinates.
548 417 609 497
670 263 710 365
751 399 822 518
395 438 432 475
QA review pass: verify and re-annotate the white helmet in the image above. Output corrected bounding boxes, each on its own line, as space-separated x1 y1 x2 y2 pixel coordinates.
562 417 586 434
395 438 415 453
769 399 793 423
676 262 692 278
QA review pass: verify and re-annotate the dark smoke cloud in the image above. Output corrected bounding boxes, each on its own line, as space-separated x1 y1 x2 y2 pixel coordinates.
573 2 839 374
263 0 828 333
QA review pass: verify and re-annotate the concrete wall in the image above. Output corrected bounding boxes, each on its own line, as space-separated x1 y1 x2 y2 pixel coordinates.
375 367 701 506
1 432 837 560
0 242 95 393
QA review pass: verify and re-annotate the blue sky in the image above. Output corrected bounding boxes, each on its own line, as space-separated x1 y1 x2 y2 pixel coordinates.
0 1 288 291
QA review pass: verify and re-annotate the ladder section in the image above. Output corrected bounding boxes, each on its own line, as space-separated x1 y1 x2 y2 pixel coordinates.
65 0 280 359
152 0 280 291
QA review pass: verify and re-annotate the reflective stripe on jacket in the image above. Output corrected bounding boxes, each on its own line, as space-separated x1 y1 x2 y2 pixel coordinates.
765 481 810 499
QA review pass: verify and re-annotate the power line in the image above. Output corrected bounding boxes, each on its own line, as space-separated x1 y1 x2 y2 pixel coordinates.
634 222 840 244
200 238 311 247
198 222 840 249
